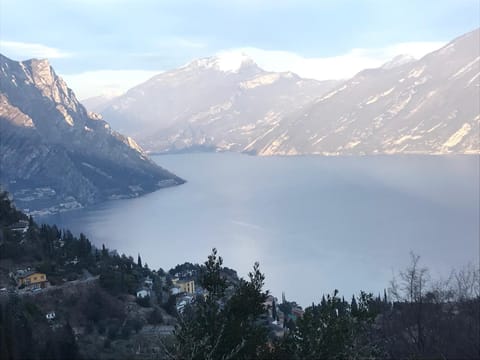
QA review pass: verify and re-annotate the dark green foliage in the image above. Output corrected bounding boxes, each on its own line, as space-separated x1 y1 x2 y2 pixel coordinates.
0 295 36 360
136 295 151 307
200 248 227 299
0 296 80 360
0 191 27 226
107 319 122 340
294 290 379 360
40 322 79 360
169 262 200 276
147 307 164 325
272 298 277 321
351 295 358 316
173 249 269 359
82 289 126 332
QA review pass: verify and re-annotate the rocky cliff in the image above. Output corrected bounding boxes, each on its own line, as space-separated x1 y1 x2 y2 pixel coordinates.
87 29 479 156
0 54 184 214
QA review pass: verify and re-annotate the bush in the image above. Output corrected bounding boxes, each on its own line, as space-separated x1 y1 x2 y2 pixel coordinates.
147 307 164 325
107 320 121 340
136 295 150 307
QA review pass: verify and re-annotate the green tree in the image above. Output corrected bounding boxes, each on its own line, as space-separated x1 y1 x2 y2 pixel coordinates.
294 290 378 360
272 298 277 321
173 249 269 359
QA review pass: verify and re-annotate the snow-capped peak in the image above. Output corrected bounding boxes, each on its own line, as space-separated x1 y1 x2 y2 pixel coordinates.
215 51 256 72
183 52 259 73
381 54 416 70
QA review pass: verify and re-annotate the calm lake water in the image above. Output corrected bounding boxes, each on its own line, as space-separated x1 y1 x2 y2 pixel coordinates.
40 154 479 306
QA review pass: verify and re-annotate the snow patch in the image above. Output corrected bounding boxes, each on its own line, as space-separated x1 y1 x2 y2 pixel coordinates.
407 66 426 78
388 91 413 115
317 84 347 102
344 140 361 149
365 95 380 105
240 73 280 89
426 123 444 133
185 52 257 73
467 72 480 86
216 52 255 72
365 87 395 105
393 135 422 145
312 135 327 146
244 123 279 151
442 123 472 150
382 87 395 96
450 57 480 80
260 131 290 155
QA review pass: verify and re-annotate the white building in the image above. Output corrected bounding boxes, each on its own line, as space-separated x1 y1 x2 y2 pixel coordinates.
136 289 150 298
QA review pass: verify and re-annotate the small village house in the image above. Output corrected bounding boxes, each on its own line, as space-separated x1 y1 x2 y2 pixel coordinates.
175 279 195 294
144 276 153 289
16 271 48 290
46 311 56 321
136 289 150 298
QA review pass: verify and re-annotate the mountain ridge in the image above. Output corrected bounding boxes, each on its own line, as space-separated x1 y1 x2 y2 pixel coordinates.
251 28 479 156
0 54 184 214
84 29 479 156
87 55 338 153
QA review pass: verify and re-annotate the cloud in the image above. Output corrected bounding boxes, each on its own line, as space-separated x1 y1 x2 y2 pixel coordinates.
0 41 72 59
217 41 446 80
171 37 207 49
61 69 161 99
58 40 446 99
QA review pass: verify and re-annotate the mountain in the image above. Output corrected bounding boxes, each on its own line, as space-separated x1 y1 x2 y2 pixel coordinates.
81 94 118 114
91 29 479 156
248 29 480 155
0 54 184 215
91 53 337 153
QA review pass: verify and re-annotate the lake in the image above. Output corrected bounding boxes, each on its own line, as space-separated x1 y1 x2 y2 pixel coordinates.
40 154 479 306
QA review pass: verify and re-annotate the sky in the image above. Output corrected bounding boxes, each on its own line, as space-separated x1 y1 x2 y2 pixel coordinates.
0 0 479 99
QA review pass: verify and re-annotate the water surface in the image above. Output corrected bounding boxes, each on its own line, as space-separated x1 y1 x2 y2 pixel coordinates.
41 154 479 306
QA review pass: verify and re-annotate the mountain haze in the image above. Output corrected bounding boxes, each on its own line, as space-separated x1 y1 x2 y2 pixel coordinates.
88 29 479 156
0 54 183 214
90 54 337 153
251 28 480 155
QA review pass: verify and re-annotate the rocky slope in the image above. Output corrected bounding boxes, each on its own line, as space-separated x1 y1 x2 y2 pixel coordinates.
0 54 183 214
88 54 337 153
250 28 480 155
89 29 479 156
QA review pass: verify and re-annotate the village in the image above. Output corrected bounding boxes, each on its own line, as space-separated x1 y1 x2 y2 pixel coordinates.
2 257 304 336
0 212 305 359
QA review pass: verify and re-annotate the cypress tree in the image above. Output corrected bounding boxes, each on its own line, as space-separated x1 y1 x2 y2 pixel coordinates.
351 295 358 316
272 299 277 320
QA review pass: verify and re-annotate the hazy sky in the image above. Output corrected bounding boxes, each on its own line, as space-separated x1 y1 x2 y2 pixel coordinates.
1 0 478 98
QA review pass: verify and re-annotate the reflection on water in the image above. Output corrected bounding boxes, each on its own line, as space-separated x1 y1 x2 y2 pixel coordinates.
40 154 479 306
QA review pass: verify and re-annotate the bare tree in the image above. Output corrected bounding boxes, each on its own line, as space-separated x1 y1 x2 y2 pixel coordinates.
389 252 430 303
452 263 480 301
387 252 430 356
